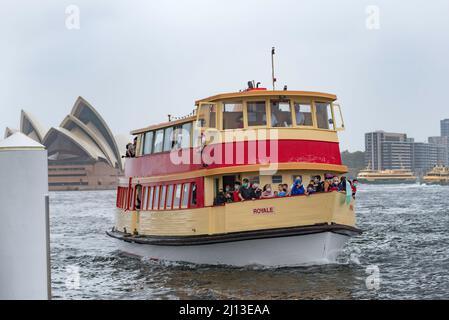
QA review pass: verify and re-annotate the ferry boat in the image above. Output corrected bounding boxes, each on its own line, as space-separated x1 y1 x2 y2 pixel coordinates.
422 165 449 185
107 85 361 267
357 168 417 184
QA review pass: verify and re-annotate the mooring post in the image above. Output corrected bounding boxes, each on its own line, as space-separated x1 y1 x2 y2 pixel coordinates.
0 132 51 300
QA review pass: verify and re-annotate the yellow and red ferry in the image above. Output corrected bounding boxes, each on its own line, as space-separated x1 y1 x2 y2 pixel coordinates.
107 85 361 267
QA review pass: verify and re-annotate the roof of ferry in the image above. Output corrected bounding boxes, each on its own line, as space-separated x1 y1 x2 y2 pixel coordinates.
195 89 337 105
131 89 337 135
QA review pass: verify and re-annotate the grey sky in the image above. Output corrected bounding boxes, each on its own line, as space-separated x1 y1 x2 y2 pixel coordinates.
1 0 449 151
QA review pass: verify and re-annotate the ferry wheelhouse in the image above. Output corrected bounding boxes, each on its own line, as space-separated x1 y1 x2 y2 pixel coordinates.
107 87 361 267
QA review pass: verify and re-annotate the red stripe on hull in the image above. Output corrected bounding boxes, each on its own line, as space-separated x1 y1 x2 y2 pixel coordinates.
125 140 342 178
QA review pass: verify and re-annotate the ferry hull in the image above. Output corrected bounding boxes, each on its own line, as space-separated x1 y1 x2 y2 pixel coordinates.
110 231 351 267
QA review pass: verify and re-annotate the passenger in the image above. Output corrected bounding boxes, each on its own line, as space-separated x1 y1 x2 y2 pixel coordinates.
330 176 340 191
233 182 241 202
214 189 227 206
250 183 262 199
313 175 324 192
274 191 279 197
338 176 347 192
239 178 253 201
277 184 287 197
261 184 275 198
290 176 307 196
307 180 316 194
283 183 290 195
323 174 333 192
225 192 233 203
351 179 358 199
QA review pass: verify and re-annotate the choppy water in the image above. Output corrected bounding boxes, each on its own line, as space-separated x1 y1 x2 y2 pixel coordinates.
50 184 449 299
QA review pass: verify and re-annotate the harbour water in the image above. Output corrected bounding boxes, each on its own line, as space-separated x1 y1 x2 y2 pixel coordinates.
50 184 449 299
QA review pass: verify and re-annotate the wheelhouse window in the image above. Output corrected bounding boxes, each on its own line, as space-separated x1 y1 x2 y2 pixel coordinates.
223 102 244 129
294 103 313 126
143 131 153 154
198 104 217 128
271 101 292 127
315 102 333 129
272 175 283 184
163 127 174 152
153 129 164 153
247 101 267 126
181 184 190 208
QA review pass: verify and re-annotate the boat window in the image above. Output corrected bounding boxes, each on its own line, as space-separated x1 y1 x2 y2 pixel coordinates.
173 184 182 208
223 102 244 129
153 186 160 209
272 175 283 184
180 122 192 149
147 186 154 210
163 127 174 152
271 101 292 127
332 103 344 130
166 185 173 209
153 129 164 153
181 183 190 208
316 102 333 129
191 183 197 206
247 176 260 184
139 186 146 210
198 104 217 128
160 185 167 209
143 131 154 155
247 101 267 126
294 103 313 126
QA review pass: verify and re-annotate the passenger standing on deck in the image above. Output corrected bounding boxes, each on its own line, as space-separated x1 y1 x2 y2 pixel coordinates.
239 179 253 201
351 179 358 199
261 184 275 198
250 183 262 199
313 175 324 192
290 176 307 196
277 184 287 197
338 176 347 192
233 182 241 202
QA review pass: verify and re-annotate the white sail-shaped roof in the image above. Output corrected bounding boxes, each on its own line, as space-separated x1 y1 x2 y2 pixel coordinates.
42 127 106 162
20 110 47 143
70 97 122 170
4 127 18 139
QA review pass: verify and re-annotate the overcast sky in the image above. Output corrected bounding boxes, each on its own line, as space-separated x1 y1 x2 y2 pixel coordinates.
1 0 449 151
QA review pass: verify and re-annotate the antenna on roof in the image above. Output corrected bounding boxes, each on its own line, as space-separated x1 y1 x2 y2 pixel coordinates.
271 47 276 91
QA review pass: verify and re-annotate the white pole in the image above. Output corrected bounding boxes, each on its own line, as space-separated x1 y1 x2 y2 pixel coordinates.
0 132 50 300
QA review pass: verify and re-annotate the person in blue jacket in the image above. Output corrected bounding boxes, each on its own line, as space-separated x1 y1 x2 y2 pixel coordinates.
290 176 307 196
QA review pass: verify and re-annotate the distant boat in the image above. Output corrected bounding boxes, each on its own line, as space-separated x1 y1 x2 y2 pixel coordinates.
422 165 449 185
357 168 417 184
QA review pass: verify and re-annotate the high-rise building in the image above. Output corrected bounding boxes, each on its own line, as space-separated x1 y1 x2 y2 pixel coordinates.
441 119 449 137
428 136 449 166
412 142 443 174
365 131 411 170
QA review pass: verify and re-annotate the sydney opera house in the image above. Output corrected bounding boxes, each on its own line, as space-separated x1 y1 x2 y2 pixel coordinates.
4 97 125 191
